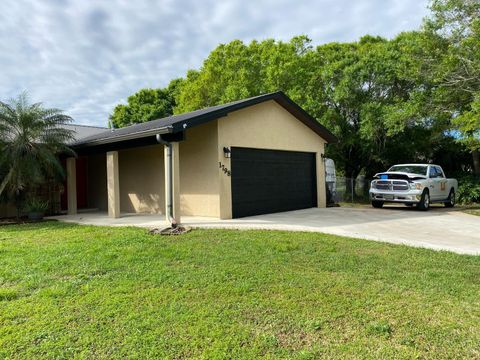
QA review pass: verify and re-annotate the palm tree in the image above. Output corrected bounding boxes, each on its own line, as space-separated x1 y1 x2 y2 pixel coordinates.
0 92 75 217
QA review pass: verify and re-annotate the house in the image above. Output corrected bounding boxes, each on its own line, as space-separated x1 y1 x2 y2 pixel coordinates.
61 91 337 222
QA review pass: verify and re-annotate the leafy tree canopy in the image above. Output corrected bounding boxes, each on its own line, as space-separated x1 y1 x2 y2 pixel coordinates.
109 79 183 128
173 34 446 177
110 0 477 176
422 0 480 173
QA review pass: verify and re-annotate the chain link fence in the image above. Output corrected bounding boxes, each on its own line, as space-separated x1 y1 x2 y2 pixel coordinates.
327 176 373 205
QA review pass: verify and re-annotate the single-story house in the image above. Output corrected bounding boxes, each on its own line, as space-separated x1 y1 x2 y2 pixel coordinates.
22 92 337 221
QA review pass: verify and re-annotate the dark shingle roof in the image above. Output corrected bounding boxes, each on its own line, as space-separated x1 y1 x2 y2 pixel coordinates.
60 124 108 142
73 91 337 147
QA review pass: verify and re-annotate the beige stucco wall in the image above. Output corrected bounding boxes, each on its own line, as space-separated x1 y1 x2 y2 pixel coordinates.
87 154 108 211
179 120 220 217
118 145 165 214
85 121 220 218
217 100 327 219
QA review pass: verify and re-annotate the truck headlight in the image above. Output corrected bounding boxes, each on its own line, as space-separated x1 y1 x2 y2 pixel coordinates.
371 181 376 189
410 183 422 190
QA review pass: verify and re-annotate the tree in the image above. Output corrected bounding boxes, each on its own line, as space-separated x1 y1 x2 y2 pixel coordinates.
174 36 312 114
423 0 480 174
0 93 74 216
302 33 448 190
117 25 471 181
174 35 440 180
110 80 182 128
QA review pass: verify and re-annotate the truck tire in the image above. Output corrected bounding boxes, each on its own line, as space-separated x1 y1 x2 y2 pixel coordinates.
371 200 384 208
417 190 430 211
444 189 455 208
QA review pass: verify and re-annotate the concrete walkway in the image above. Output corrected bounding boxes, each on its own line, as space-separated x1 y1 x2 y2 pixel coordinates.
49 206 480 255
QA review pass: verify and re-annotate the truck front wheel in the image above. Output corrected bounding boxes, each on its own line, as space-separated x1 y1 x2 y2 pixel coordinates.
371 200 384 208
417 190 430 211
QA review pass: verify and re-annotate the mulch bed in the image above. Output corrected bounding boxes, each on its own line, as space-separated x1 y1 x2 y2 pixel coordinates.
149 225 191 235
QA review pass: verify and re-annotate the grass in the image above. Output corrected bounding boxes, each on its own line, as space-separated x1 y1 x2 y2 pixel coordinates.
0 222 480 359
461 204 480 216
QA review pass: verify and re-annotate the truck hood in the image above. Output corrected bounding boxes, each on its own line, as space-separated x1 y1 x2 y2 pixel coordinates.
373 172 427 181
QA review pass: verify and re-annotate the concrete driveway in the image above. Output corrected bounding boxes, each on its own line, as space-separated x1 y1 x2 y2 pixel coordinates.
186 206 480 255
51 206 480 255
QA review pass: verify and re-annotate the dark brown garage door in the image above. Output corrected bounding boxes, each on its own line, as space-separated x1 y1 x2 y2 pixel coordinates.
231 147 317 218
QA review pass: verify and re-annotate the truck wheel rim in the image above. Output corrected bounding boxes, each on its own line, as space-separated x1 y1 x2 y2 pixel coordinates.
425 194 429 208
451 192 455 205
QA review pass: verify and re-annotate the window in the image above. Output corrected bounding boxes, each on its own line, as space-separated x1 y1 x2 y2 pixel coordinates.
429 166 443 178
389 165 428 176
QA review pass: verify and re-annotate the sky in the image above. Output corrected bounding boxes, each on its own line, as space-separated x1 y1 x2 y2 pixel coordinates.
0 0 430 127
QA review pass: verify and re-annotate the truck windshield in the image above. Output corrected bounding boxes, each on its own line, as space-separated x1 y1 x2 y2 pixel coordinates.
388 165 428 176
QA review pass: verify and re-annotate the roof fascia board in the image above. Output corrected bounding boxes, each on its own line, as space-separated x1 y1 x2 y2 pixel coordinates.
74 125 172 147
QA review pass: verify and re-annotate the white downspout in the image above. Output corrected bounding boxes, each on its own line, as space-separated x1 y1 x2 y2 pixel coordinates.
156 134 177 228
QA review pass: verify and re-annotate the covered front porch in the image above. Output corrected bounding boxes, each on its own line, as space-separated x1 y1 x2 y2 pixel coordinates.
64 141 181 223
64 119 221 222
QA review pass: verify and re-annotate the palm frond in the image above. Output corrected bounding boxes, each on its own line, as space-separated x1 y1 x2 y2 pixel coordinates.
0 92 76 202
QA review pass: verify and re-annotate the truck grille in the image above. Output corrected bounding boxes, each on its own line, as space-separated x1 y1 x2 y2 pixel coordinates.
375 181 391 190
392 181 409 191
373 180 409 191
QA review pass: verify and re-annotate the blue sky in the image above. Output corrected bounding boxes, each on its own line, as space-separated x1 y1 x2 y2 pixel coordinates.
0 0 429 127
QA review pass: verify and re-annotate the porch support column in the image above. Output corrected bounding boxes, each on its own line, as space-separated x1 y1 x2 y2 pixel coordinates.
106 151 120 218
164 142 181 224
66 157 77 215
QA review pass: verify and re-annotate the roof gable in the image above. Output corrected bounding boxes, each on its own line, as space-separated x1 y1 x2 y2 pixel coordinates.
73 92 337 148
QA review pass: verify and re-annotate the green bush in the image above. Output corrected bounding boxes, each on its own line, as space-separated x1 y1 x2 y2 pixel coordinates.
23 198 49 213
457 175 480 205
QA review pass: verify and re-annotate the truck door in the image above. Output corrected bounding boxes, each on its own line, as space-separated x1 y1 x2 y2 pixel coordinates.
435 166 448 199
428 166 443 200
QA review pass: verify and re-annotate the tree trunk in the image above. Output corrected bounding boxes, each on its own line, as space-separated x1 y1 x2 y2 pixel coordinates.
14 191 23 221
473 150 480 177
344 177 355 202
343 168 362 202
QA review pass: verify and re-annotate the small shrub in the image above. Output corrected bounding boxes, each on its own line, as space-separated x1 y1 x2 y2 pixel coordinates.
23 198 49 213
457 175 480 205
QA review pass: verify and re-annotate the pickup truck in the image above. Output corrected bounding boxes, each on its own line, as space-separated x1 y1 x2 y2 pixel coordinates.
369 164 458 210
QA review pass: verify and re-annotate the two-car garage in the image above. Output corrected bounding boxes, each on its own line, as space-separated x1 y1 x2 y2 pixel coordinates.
231 147 317 218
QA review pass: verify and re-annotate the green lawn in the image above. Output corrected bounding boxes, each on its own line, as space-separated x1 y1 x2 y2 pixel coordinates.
463 204 480 216
1 223 480 359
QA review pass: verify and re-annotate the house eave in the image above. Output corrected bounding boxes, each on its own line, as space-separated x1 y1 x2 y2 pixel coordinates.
73 125 173 148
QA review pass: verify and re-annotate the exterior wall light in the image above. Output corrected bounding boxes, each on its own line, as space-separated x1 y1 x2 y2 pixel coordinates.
223 147 231 158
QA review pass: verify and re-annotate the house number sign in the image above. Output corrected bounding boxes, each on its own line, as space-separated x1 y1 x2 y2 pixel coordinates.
219 162 231 176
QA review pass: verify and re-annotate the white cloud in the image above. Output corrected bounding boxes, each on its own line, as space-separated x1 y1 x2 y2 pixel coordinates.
0 0 430 126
